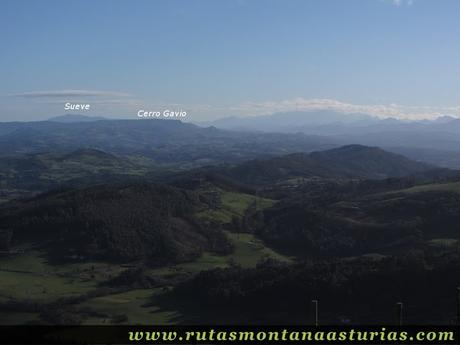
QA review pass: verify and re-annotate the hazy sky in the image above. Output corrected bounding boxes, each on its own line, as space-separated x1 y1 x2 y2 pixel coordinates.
1 0 460 121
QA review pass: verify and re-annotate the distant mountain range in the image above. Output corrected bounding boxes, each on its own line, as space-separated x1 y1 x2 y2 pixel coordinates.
2 113 460 169
0 118 334 167
200 110 379 132
200 110 460 135
198 110 460 168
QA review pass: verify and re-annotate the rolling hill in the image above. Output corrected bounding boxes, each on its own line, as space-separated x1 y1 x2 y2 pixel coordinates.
0 149 152 202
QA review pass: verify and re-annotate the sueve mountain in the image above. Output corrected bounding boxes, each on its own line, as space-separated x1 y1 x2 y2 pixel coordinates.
48 114 108 123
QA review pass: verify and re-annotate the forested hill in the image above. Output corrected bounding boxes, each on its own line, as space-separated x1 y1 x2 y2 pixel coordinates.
0 183 231 263
217 145 436 185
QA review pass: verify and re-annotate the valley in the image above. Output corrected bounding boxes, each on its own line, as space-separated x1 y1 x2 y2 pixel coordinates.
1 118 460 325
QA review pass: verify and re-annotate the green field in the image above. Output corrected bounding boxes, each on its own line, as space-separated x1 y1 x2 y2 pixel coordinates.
394 181 460 194
0 250 129 312
224 232 291 266
196 190 275 223
166 231 291 274
81 288 180 325
427 238 459 248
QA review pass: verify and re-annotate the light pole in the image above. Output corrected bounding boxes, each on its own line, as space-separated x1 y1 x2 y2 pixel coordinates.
396 302 403 326
456 287 460 325
312 299 319 326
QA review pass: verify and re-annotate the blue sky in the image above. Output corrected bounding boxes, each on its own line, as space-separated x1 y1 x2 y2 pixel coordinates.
1 0 460 121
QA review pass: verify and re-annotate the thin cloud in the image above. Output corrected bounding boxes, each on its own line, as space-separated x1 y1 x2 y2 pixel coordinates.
9 90 458 120
388 0 415 6
8 89 206 118
13 90 132 98
228 98 460 120
381 0 414 6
